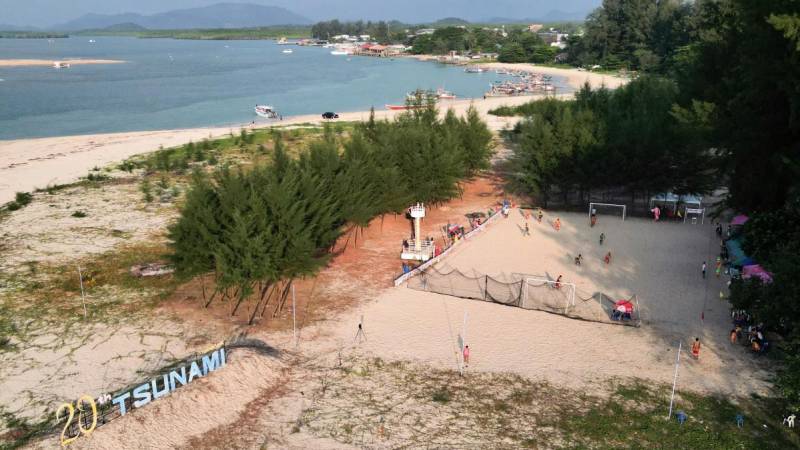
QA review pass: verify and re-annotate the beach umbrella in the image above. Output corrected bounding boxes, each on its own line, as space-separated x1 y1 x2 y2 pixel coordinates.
615 300 634 313
731 214 749 226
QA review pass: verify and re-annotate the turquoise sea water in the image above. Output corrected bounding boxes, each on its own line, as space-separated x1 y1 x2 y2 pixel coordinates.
0 37 569 140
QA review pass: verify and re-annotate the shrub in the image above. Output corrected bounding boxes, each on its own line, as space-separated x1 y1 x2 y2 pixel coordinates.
71 210 87 218
15 192 32 207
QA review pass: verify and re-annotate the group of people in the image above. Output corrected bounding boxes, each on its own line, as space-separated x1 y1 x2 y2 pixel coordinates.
731 310 769 354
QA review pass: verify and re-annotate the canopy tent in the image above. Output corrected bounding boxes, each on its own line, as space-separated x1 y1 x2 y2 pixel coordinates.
649 192 680 211
731 214 749 226
650 192 703 211
726 239 755 267
742 264 773 283
680 194 703 209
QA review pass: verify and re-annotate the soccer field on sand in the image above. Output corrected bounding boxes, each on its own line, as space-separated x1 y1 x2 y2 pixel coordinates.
329 209 771 396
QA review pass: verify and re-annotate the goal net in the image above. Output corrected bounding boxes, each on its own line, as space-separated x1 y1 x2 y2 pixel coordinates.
589 202 626 221
521 277 575 315
406 266 640 327
684 208 705 224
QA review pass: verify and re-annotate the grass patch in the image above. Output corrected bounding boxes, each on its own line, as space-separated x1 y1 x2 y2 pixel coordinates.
70 210 87 218
301 357 799 449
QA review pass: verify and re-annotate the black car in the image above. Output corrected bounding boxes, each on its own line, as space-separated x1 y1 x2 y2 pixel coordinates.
322 112 339 119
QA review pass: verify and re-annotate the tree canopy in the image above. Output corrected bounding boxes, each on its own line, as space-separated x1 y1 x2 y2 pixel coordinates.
169 102 494 324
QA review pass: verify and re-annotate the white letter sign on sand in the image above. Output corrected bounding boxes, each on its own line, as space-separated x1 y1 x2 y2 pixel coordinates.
112 347 226 416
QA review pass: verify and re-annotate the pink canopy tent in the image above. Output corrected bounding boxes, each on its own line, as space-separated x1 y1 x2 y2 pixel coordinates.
731 215 749 226
742 264 773 283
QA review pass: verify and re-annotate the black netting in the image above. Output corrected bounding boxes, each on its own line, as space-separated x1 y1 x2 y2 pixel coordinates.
407 266 641 327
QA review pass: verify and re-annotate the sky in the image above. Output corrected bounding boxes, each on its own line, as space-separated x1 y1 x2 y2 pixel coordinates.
0 0 602 28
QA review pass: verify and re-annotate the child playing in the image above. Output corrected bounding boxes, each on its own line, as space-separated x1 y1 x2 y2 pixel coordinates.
691 338 701 359
554 218 561 231
604 252 611 265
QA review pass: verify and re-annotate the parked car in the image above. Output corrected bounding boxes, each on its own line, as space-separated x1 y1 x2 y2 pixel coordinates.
322 112 339 119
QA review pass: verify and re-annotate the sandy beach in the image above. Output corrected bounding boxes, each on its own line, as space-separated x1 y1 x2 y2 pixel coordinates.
0 59 126 67
0 64 626 205
0 95 542 204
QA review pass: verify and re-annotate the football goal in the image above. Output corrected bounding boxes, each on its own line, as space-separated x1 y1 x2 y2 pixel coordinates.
521 277 576 315
589 202 626 221
684 208 705 224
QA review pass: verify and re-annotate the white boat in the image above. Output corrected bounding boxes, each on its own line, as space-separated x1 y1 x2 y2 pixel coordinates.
88 39 96 43
330 50 348 56
53 61 70 69
436 88 456 100
282 49 293 54
255 105 279 119
465 67 485 73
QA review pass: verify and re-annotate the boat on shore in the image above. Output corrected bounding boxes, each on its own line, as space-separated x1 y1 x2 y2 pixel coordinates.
255 105 279 118
53 61 70 69
385 104 425 111
435 88 456 100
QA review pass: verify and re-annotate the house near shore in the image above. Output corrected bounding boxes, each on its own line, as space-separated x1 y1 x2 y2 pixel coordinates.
528 24 544 33
354 43 404 57
538 29 569 49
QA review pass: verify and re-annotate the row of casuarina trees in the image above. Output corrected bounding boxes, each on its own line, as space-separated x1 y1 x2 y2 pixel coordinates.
168 101 494 324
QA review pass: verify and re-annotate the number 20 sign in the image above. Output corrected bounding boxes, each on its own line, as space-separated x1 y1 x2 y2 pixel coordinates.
56 395 97 447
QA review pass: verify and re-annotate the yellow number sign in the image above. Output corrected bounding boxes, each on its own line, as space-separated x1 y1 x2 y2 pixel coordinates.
57 395 97 447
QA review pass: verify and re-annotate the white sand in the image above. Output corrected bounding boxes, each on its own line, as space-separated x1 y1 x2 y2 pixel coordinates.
314 210 770 396
36 211 773 448
479 62 630 90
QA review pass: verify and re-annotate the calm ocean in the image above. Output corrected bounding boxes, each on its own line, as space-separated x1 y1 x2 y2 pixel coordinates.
0 37 568 140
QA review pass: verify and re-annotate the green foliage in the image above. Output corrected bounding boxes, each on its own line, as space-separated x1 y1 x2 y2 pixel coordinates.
509 76 713 206
71 210 88 218
566 0 696 72
140 179 153 203
312 19 394 43
169 102 494 320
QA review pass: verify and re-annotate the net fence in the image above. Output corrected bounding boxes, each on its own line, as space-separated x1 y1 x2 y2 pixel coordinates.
406 265 641 327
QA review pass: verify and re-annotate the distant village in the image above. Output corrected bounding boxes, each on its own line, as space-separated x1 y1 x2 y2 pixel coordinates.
288 23 572 61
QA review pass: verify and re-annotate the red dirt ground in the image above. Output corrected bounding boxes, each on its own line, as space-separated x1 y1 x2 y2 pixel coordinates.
161 174 514 336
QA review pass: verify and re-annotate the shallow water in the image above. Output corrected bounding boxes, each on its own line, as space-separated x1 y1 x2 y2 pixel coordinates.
0 37 569 140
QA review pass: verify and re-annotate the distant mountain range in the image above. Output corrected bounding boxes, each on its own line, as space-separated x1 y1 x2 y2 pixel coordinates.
52 3 312 31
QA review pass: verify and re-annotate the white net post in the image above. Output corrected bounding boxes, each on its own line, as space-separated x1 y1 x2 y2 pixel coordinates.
589 202 626 221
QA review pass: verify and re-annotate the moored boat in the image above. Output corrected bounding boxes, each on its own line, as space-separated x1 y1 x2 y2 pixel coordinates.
255 105 279 118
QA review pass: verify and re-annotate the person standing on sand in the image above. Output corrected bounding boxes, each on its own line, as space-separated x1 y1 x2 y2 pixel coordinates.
691 338 701 359
599 233 605 245
555 275 563 289
463 345 470 367
702 261 707 279
524 222 530 236
554 218 561 231
604 252 611 265
537 209 543 223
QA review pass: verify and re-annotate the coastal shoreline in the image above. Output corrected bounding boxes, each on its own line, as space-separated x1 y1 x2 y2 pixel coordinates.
0 59 126 67
0 64 627 204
